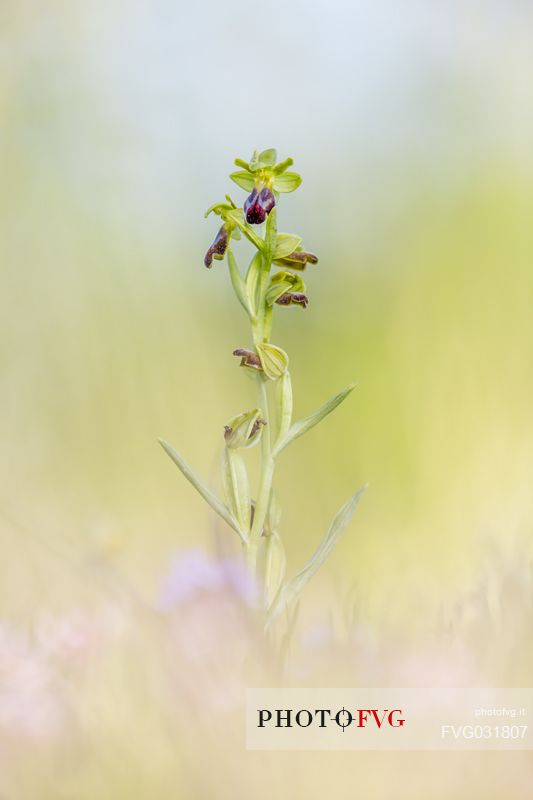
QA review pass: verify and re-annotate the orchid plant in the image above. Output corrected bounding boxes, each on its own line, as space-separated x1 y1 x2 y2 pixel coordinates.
160 149 365 622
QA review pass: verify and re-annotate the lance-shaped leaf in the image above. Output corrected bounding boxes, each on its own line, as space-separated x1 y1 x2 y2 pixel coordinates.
227 249 250 316
273 233 302 261
159 439 246 542
269 485 367 618
245 252 262 316
265 207 278 255
273 371 293 447
222 448 251 534
272 383 356 457
258 531 286 610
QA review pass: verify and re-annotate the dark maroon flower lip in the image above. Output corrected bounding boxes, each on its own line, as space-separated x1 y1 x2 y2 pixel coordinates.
275 292 309 308
244 186 276 225
204 224 229 268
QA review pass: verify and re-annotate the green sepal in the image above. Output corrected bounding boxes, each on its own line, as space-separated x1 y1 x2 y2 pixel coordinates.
273 233 302 260
270 270 305 288
229 171 256 192
234 158 251 170
258 148 277 166
159 439 246 542
222 448 251 534
265 281 292 306
265 272 305 305
273 383 356 457
272 172 302 193
269 485 367 618
256 342 289 381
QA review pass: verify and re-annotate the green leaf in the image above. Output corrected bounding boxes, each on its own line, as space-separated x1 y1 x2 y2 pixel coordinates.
258 148 277 166
229 171 255 192
256 342 289 381
271 485 367 616
245 252 262 316
159 439 245 542
266 488 282 534
258 532 286 610
272 172 302 193
222 448 251 534
227 249 251 316
273 233 302 260
274 371 293 447
265 206 278 255
273 383 356 457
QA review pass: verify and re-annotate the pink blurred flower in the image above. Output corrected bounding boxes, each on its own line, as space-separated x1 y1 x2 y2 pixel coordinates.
157 550 259 711
35 605 129 665
0 624 66 740
158 548 257 610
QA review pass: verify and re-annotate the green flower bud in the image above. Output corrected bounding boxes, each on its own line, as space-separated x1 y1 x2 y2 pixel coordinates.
265 270 306 306
256 343 289 381
223 408 266 450
266 270 305 304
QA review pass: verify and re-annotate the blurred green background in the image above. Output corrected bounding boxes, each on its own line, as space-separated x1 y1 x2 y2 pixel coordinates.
1 0 532 622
